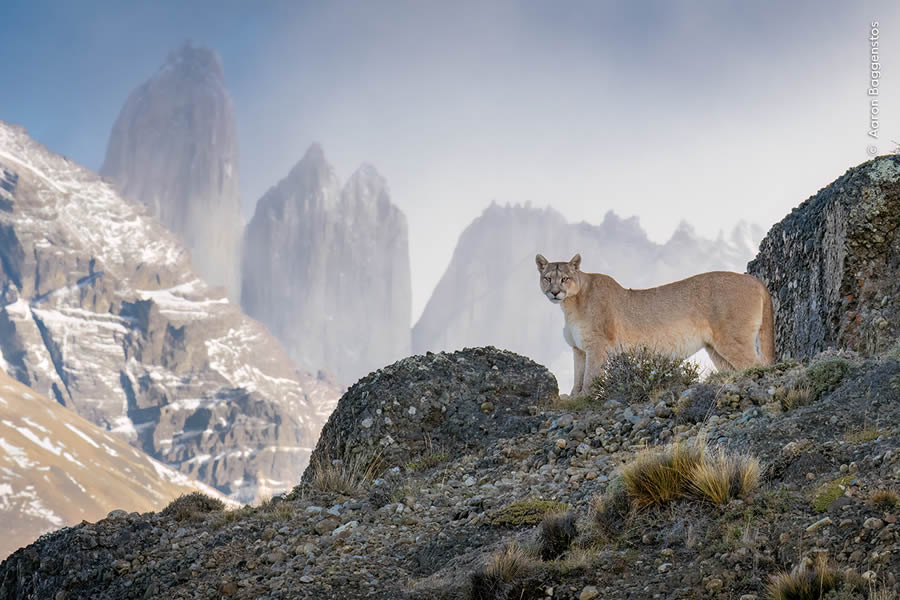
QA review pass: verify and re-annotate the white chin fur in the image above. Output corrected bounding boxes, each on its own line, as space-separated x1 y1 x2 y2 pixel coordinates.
548 296 562 303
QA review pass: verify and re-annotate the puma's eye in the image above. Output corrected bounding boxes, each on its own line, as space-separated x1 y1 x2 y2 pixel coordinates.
562 277 569 283
543 277 551 283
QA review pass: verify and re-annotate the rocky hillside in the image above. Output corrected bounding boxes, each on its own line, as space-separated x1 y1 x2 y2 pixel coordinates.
413 204 762 388
1 346 897 599
0 371 231 559
749 155 900 361
101 42 243 301
242 144 411 386
0 121 339 502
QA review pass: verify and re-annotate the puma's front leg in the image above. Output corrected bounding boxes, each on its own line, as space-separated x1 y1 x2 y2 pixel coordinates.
582 343 611 393
571 346 586 396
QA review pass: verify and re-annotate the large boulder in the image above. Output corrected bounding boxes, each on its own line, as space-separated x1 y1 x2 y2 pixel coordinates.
748 156 900 360
303 347 558 477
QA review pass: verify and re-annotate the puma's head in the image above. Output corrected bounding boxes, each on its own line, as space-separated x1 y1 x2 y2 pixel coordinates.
536 253 582 303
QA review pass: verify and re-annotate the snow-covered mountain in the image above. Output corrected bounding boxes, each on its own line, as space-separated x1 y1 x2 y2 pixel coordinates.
101 42 243 301
0 121 339 502
0 370 232 559
413 203 763 390
242 144 411 385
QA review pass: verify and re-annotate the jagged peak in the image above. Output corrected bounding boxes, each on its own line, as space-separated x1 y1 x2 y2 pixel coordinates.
159 41 224 81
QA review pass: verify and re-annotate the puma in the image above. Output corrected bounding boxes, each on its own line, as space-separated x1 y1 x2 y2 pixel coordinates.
536 254 775 396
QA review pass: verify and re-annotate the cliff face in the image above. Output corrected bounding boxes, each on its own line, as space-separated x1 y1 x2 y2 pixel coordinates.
101 43 243 301
242 146 411 386
0 121 339 502
413 203 762 384
748 156 900 360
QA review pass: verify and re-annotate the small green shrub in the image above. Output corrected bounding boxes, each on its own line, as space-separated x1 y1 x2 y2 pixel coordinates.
538 511 577 560
161 492 225 521
490 499 568 528
591 346 700 405
811 475 853 513
802 358 854 402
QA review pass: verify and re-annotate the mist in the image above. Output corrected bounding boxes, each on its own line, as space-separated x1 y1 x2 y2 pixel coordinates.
2 0 899 320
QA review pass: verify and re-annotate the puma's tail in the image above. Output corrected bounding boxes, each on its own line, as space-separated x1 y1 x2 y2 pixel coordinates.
759 289 776 364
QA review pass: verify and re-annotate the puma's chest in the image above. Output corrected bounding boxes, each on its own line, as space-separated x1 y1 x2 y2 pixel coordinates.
563 319 586 350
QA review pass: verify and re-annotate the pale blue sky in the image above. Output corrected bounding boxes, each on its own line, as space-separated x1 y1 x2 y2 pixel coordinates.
2 1 898 318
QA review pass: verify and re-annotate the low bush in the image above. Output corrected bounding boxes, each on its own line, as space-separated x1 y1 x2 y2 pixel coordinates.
161 491 225 521
591 346 700 405
490 499 569 528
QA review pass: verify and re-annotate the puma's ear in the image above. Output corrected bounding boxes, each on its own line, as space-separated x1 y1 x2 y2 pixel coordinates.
536 254 548 271
569 254 582 270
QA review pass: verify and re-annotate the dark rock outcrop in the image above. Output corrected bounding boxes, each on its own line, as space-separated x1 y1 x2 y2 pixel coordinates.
748 156 900 360
0 121 339 502
242 145 411 385
304 346 558 476
101 42 243 300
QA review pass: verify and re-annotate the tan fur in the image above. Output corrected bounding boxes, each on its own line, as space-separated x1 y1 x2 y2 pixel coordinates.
536 254 776 396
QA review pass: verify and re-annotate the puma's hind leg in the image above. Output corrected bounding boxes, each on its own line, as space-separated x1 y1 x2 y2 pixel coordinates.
704 344 735 372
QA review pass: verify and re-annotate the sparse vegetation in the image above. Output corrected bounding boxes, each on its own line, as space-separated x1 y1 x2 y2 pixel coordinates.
619 438 759 510
489 499 569 528
869 489 900 509
590 346 700 405
537 511 577 560
160 492 225 521
407 451 449 472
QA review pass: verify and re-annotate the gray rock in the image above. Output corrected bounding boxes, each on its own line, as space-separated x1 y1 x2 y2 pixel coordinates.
302 347 557 478
748 156 900 359
101 43 242 301
242 147 411 385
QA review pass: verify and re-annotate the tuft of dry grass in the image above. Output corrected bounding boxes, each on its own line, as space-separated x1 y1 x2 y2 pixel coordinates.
766 556 842 600
308 451 383 496
538 511 577 560
688 448 760 505
780 385 811 412
469 543 537 600
620 438 759 510
870 489 900 510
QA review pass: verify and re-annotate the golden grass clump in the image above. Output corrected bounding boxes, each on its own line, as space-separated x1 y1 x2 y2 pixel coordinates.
468 543 538 600
766 556 842 600
620 438 759 510
309 452 382 496
870 489 900 510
